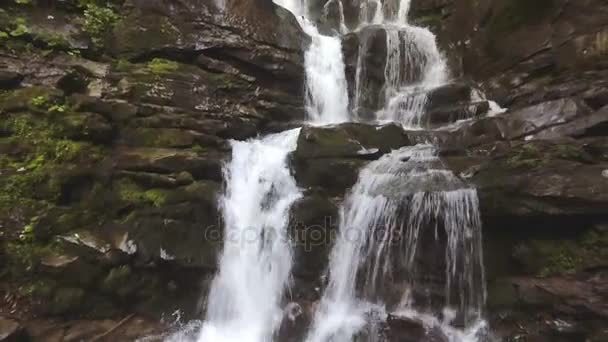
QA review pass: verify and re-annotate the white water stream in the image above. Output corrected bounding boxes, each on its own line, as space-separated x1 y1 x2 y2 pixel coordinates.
166 1 491 341
196 129 302 342
275 0 350 125
305 145 488 342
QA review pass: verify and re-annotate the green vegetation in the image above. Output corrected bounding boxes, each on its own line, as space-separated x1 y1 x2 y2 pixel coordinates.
507 142 590 169
9 18 29 37
83 3 119 47
0 90 105 207
507 144 544 169
147 58 179 74
30 95 49 108
517 229 608 277
116 179 168 207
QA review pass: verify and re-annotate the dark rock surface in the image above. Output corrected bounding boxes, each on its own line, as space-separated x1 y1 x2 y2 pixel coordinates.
0 0 307 339
1 0 607 341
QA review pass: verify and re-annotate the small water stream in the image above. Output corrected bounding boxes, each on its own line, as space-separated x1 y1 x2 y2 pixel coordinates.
167 1 492 341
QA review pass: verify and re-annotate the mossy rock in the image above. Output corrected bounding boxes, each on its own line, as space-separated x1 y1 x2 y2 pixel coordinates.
512 229 608 276
109 13 181 59
120 127 196 148
49 287 85 315
60 111 113 143
0 86 63 113
101 265 138 298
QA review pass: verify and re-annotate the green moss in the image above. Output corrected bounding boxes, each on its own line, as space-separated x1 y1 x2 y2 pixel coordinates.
116 179 168 207
5 240 60 277
111 15 181 59
115 59 134 72
147 58 179 74
19 278 57 299
0 111 104 205
50 287 85 314
9 22 28 38
101 265 137 297
552 144 587 161
144 189 168 207
30 95 49 108
83 3 119 48
524 229 608 277
507 144 545 169
412 14 443 29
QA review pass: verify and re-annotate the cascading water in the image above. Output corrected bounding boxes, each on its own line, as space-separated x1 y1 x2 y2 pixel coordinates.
167 2 353 341
168 1 492 341
193 129 302 342
354 0 448 127
305 145 488 342
275 0 350 125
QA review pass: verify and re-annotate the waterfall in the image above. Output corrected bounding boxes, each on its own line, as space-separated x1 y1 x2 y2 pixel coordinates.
196 129 302 342
354 0 448 127
275 0 350 125
167 1 491 342
305 145 487 342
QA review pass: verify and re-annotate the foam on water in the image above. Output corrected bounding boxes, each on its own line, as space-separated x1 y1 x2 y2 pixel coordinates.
305 145 487 342
275 0 350 125
194 129 302 342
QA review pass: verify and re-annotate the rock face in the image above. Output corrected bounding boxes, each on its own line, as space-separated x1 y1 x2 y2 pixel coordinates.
0 0 307 337
403 1 608 340
291 123 412 193
1 0 608 341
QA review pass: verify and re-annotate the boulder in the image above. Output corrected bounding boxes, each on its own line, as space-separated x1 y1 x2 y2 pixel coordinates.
109 0 307 82
113 147 225 181
444 139 608 218
425 101 489 128
294 123 411 159
0 317 24 342
0 71 23 89
343 25 388 117
531 105 608 139
384 315 449 342
291 123 412 194
289 194 339 278
495 98 591 140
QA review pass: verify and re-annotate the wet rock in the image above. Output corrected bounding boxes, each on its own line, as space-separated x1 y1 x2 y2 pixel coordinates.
293 157 367 194
40 252 102 287
119 128 198 148
113 147 225 181
0 71 23 89
294 123 411 159
0 317 24 342
290 194 339 278
343 25 389 116
531 105 608 139
50 287 86 315
70 95 139 122
425 82 473 108
109 0 307 91
61 112 113 144
291 123 413 194
444 139 608 218
425 101 489 127
24 316 164 342
495 98 591 140
384 315 449 342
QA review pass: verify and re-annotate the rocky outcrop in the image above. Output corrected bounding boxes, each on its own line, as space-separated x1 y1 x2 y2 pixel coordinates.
291 123 412 193
412 0 608 112
0 0 308 337
1 0 607 341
